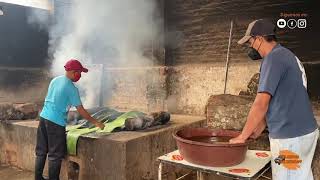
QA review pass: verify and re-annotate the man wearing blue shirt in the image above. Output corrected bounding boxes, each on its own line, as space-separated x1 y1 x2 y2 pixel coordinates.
35 59 105 180
230 19 318 180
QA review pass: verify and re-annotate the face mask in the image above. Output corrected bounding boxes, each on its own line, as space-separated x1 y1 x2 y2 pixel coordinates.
248 47 262 60
72 72 81 82
248 38 262 60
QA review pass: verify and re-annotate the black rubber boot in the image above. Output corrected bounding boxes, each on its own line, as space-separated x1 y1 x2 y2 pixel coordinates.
48 160 62 180
35 156 47 180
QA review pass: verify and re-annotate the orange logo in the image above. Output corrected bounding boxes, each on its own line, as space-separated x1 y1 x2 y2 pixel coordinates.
229 168 250 174
274 150 302 170
256 152 269 158
172 155 183 161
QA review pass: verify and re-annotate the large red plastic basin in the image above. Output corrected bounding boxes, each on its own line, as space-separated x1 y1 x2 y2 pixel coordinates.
173 128 249 167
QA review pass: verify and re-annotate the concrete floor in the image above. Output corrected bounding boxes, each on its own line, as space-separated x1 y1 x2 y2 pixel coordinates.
0 164 271 180
0 164 33 180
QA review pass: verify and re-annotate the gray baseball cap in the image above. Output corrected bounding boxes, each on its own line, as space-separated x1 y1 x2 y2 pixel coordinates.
238 19 276 45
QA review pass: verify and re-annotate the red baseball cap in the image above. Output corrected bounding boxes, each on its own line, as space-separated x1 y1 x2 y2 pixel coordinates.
64 59 88 73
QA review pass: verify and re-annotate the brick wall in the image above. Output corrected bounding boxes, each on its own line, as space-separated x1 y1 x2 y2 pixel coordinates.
164 0 319 64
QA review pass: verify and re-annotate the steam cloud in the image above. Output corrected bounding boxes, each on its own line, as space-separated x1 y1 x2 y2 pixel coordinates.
28 0 162 108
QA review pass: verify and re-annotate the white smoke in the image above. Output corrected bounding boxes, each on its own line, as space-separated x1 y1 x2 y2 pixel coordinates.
28 0 162 108
27 8 50 31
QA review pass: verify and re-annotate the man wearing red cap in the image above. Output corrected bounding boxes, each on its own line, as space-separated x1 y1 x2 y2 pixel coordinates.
35 59 105 180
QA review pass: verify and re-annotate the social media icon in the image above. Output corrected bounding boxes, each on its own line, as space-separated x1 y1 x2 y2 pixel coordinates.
297 19 307 28
277 19 286 28
287 19 297 29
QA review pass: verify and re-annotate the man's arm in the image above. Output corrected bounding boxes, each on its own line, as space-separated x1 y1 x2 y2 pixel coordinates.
230 92 271 143
76 105 105 129
250 116 267 139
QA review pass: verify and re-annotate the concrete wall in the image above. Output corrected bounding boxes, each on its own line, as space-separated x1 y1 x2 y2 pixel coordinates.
101 62 259 115
0 121 38 169
0 68 50 103
166 62 259 115
99 58 319 117
104 67 168 113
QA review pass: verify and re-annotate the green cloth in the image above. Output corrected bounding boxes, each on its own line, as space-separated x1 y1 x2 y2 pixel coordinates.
67 127 99 155
79 107 119 129
66 122 86 132
66 111 145 155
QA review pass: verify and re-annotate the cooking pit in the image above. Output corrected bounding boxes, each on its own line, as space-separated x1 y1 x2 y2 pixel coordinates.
0 107 205 180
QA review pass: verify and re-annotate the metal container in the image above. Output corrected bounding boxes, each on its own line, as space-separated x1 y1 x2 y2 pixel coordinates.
173 128 250 167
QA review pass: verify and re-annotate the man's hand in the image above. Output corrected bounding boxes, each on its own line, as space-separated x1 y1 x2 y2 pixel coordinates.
94 121 105 130
236 93 271 141
229 134 246 144
76 105 105 130
230 119 266 143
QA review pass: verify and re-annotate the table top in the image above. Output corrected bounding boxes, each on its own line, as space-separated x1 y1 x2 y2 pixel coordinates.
158 150 271 178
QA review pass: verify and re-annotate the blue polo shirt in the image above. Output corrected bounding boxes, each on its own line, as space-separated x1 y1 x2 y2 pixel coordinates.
40 75 82 127
258 44 317 139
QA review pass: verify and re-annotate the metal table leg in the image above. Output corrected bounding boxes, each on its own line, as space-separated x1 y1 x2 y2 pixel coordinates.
197 171 204 180
158 162 163 180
